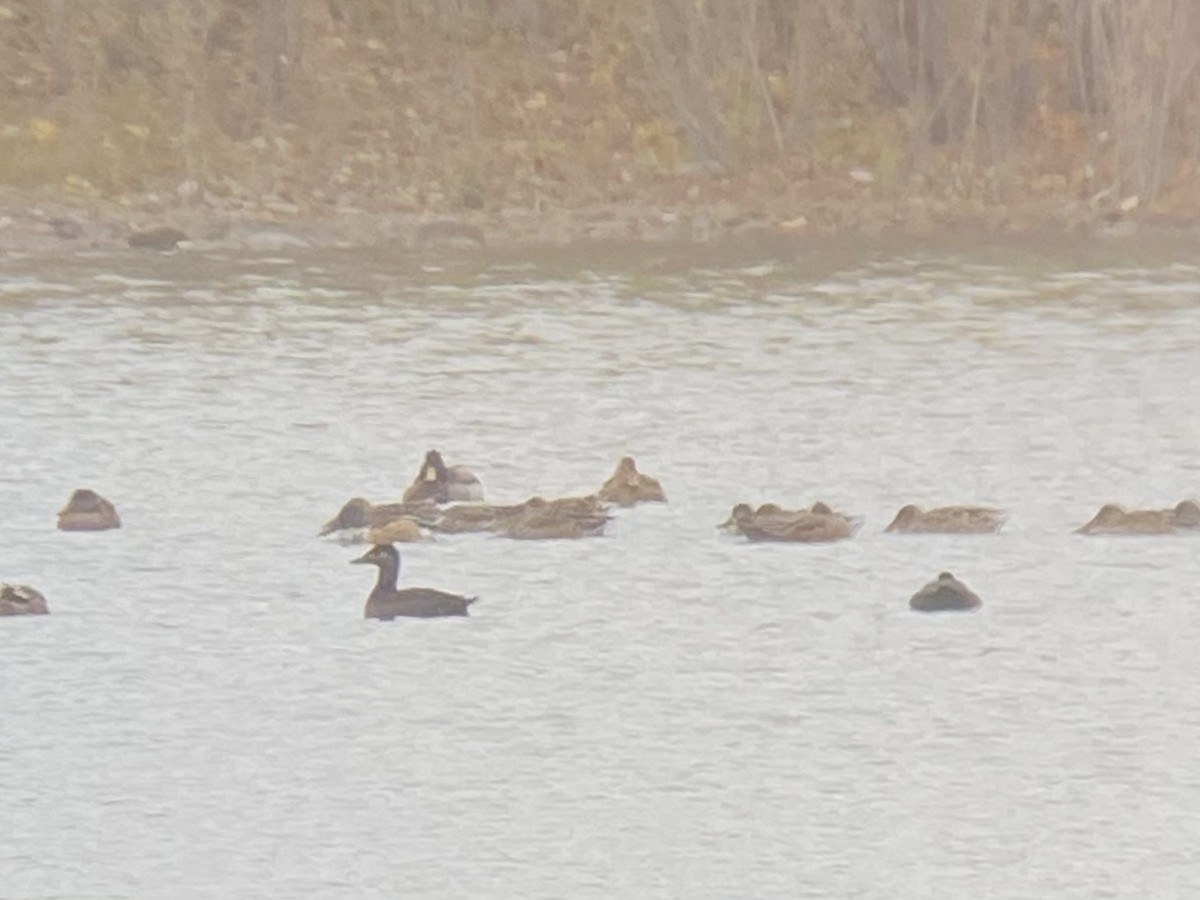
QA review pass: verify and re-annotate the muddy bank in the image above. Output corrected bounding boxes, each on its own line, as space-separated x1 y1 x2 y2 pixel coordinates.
1 180 1194 261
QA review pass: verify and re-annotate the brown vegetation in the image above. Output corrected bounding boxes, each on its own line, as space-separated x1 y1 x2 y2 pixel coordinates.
0 0 1195 242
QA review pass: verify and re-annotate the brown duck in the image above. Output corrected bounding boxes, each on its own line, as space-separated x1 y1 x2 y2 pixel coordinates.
1076 501 1200 535
885 504 1007 534
57 489 121 531
596 456 666 506
739 509 860 543
720 501 857 538
1 583 49 616
495 496 611 540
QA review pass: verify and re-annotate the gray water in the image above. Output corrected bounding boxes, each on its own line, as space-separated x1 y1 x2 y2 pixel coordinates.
3 238 1199 899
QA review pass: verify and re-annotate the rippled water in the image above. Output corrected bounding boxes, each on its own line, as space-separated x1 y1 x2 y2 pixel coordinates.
3 237 1199 898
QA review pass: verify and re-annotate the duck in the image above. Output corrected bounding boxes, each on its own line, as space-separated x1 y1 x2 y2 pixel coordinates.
1075 503 1175 535
401 450 484 504
427 503 512 534
496 496 612 540
422 495 609 536
57 489 121 531
1 583 49 616
319 497 437 539
596 456 666 506
350 543 476 620
909 572 982 612
718 503 758 532
739 509 860 543
885 504 1007 534
525 494 611 518
719 502 804 533
720 501 857 537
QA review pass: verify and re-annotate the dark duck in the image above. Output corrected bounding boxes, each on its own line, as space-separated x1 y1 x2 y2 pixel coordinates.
350 543 477 620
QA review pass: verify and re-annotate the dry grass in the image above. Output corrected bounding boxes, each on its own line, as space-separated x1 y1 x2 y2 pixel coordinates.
0 0 1194 222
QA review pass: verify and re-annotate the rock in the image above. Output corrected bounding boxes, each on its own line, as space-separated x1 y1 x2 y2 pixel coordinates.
414 219 486 248
128 226 187 250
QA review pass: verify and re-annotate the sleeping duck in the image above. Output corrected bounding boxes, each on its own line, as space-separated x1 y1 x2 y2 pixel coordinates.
1 583 49 616
402 450 484 504
1076 500 1200 535
57 489 121 531
739 509 861 543
1076 503 1175 535
719 502 808 533
429 502 523 535
909 572 982 612
885 504 1007 534
596 456 666 506
495 496 612 540
720 501 859 541
350 543 476 620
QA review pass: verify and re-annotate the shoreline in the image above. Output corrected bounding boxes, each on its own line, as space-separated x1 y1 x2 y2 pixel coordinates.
1 183 1195 261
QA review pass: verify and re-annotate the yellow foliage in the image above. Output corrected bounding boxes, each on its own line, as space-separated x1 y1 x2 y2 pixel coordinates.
64 174 97 195
28 118 58 144
632 118 681 174
591 60 615 89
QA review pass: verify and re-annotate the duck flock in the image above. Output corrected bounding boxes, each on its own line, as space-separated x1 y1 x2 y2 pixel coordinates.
4 450 1199 620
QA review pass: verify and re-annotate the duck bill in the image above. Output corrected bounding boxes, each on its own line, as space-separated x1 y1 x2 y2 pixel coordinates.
349 550 372 564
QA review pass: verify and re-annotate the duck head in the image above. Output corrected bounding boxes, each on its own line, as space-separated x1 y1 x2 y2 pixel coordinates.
403 450 453 502
320 497 372 535
351 543 399 568
1174 499 1200 527
420 450 449 482
1092 503 1128 525
719 503 755 530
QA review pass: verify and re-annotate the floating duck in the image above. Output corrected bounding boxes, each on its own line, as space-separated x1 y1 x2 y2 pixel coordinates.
495 496 611 540
909 572 982 612
739 510 860 543
596 456 666 506
1 583 49 616
1076 503 1177 535
57 489 121 531
721 501 859 541
350 544 476 620
885 504 1007 534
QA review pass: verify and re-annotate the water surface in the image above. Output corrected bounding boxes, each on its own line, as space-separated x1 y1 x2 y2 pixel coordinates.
3 237 1199 898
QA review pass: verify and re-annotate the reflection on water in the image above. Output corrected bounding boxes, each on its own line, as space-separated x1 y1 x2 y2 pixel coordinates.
2 240 1199 899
